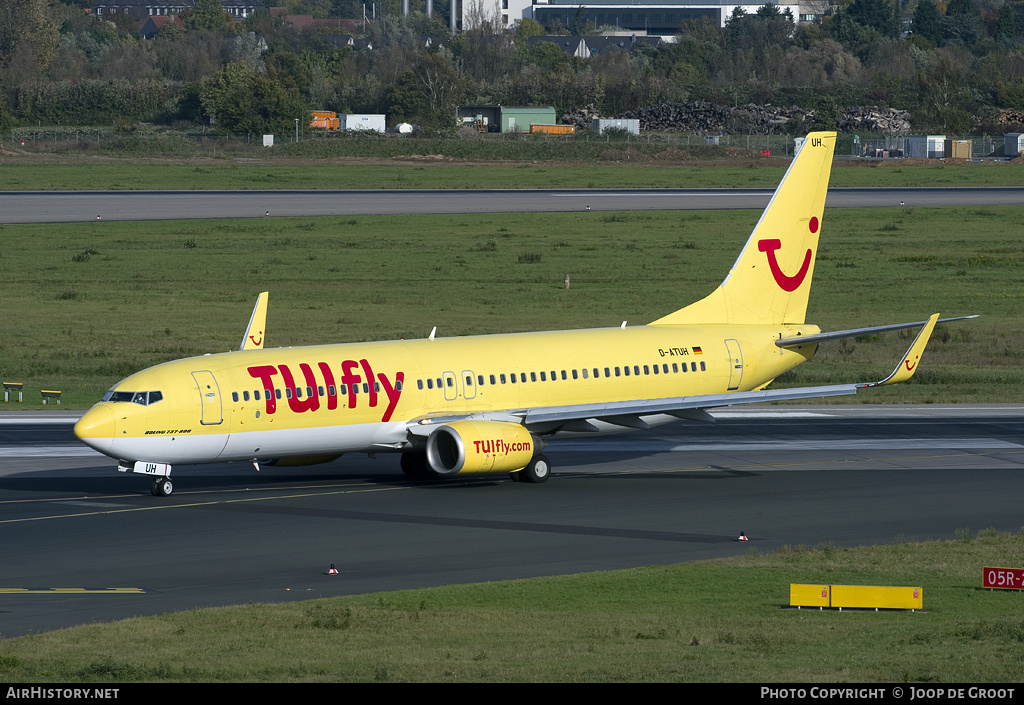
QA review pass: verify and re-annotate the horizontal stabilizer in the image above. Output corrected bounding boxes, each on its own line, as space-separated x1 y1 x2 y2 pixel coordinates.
777 315 976 348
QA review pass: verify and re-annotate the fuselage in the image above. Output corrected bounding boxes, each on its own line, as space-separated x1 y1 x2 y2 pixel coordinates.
74 321 819 465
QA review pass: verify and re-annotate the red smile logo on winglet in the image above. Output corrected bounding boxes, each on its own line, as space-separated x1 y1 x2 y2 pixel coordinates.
758 218 817 292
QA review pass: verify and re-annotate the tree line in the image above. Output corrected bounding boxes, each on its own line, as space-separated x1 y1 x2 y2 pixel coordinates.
2 0 1024 136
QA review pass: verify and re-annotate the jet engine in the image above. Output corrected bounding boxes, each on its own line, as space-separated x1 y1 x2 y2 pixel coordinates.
426 420 538 476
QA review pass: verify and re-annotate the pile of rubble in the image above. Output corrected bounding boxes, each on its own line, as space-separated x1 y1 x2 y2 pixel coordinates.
562 101 911 134
618 101 806 134
997 108 1024 128
560 104 602 130
838 106 911 134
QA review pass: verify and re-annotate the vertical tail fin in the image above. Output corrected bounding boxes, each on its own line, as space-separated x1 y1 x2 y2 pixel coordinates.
650 132 836 326
240 291 269 350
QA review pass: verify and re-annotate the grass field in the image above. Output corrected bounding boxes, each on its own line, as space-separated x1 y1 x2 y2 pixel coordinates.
0 205 1019 408
1 532 1022 682
1 161 1023 191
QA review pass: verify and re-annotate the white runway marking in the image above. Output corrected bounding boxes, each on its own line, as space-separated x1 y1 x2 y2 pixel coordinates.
546 438 1024 453
0 417 80 424
0 446 104 458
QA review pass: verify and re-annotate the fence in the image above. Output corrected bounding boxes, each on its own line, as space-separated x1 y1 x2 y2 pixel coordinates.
4 128 1009 161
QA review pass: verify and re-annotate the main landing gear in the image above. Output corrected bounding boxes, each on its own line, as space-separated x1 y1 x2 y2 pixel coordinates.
511 454 551 484
399 452 434 479
398 452 552 483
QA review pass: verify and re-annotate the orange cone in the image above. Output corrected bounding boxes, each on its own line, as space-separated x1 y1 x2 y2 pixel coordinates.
738 532 748 542
327 564 339 575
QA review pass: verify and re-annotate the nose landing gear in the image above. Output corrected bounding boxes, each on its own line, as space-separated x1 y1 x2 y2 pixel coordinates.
151 477 173 497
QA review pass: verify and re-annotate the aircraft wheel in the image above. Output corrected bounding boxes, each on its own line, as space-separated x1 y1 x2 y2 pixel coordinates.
519 454 551 484
400 452 433 479
151 477 173 497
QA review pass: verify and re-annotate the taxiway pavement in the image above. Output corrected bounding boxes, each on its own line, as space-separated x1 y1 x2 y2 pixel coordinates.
2 187 1023 223
2 405 1022 638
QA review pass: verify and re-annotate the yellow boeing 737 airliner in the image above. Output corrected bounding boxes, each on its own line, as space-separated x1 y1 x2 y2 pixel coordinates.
74 132 968 496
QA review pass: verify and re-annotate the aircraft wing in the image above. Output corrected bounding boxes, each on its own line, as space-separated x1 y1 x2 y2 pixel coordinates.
404 383 857 436
407 314 942 436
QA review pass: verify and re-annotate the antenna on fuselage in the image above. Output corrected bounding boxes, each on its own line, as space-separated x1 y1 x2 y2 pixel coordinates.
428 326 436 340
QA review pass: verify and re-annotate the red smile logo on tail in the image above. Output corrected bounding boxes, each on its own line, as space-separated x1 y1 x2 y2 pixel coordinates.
757 218 817 292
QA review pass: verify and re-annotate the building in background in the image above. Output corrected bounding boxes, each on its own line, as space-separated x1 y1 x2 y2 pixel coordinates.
464 0 802 32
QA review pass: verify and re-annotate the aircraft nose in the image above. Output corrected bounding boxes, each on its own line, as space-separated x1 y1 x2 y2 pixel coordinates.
74 406 115 455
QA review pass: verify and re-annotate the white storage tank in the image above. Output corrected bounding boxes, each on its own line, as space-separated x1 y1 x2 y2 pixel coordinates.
341 114 386 134
593 118 640 135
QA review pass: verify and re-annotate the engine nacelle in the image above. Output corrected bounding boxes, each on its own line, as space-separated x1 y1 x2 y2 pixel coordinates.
426 420 538 476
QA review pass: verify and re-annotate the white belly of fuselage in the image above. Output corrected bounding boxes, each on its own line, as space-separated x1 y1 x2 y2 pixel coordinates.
109 422 405 464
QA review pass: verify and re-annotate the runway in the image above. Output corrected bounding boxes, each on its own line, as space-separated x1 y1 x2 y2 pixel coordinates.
2 405 1023 638
2 187 1023 223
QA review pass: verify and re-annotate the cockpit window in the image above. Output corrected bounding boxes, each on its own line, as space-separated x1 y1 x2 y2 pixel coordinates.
103 390 163 406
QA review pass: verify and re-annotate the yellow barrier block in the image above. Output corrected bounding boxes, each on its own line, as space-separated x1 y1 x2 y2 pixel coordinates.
832 584 922 610
790 584 830 608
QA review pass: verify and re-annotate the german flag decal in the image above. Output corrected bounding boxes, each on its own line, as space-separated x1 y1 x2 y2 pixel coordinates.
693 346 703 355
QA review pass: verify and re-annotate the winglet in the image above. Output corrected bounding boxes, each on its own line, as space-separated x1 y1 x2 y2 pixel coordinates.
240 292 269 351
869 313 939 387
